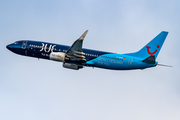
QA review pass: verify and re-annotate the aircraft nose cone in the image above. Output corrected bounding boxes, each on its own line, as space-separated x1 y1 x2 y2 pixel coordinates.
6 45 10 49
6 44 13 50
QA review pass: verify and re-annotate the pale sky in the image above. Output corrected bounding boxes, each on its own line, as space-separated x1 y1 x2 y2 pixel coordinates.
1 0 180 120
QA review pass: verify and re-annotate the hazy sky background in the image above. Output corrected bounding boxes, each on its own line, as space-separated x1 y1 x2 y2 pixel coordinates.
1 0 180 120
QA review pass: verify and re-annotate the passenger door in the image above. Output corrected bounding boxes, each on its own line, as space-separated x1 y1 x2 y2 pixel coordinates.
22 41 28 49
128 58 133 66
22 41 28 55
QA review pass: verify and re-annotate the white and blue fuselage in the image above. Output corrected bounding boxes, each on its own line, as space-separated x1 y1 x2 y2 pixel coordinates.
6 31 168 70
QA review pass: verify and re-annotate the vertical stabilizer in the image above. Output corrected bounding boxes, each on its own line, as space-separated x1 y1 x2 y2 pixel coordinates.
127 31 168 59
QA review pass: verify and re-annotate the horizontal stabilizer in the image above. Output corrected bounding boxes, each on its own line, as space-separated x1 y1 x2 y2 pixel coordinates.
142 55 155 64
157 64 172 67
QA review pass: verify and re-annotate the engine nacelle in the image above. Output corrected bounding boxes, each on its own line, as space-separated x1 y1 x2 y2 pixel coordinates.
63 63 83 70
49 52 65 62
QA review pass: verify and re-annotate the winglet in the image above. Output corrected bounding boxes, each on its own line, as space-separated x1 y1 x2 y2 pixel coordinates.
79 30 88 40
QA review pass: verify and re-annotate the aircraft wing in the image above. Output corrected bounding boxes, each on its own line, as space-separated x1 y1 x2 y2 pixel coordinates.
65 30 88 62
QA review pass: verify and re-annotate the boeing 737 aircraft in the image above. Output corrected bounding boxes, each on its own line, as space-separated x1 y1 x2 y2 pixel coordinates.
6 30 170 70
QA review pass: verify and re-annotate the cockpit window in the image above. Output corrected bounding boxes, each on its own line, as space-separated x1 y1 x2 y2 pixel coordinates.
14 42 18 44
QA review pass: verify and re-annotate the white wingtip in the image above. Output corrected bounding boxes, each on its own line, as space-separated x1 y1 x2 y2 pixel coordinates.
79 30 88 40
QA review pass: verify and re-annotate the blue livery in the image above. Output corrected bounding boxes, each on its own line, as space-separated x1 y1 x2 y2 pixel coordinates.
6 30 169 70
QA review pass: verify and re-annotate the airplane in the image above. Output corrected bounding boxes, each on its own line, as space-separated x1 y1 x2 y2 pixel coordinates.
6 30 171 70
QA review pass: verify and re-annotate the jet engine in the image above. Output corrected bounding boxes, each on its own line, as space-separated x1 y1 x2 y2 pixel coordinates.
63 63 83 70
49 52 65 62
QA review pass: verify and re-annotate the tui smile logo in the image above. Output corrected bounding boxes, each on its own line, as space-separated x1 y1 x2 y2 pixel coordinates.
146 45 159 55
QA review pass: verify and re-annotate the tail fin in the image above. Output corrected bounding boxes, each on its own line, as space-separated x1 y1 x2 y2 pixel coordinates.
127 31 168 59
